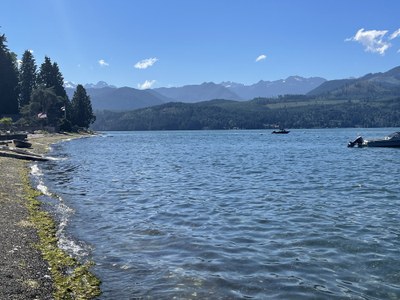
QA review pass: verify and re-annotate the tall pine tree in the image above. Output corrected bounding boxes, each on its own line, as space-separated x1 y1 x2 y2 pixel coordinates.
19 50 37 109
38 56 67 99
51 62 67 99
37 56 53 88
0 34 19 115
71 85 96 129
37 56 69 126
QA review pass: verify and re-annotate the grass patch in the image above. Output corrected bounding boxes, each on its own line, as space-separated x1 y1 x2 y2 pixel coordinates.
21 168 101 299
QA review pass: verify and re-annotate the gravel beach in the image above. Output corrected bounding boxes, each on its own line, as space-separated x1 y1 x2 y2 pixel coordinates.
0 133 96 299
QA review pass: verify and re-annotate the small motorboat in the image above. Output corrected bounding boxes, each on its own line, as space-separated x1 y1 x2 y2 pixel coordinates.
272 129 290 134
348 131 400 148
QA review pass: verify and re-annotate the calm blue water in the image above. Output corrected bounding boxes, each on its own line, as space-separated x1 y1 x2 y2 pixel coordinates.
36 129 400 299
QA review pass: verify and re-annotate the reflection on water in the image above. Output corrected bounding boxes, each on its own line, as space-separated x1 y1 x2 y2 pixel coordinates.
39 129 400 299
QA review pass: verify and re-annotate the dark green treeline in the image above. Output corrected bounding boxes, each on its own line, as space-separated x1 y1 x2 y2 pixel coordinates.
0 32 95 131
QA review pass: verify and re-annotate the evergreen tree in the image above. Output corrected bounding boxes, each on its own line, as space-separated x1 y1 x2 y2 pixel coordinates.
19 50 37 108
71 85 96 128
37 56 53 88
51 62 67 99
38 56 67 99
23 87 64 127
37 56 70 127
0 34 19 115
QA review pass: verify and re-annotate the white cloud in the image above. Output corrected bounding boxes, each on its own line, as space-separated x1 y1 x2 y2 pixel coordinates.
98 59 109 67
390 28 400 40
346 28 390 55
255 54 267 62
137 80 156 90
134 57 158 69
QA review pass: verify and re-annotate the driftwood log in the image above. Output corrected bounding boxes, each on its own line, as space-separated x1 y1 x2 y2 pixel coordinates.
0 146 49 161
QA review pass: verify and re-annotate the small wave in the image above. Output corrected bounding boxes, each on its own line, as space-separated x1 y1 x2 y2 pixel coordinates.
55 201 91 260
58 235 90 259
37 180 52 196
31 165 53 196
30 163 43 176
57 202 74 228
45 156 67 161
30 163 90 261
55 199 90 260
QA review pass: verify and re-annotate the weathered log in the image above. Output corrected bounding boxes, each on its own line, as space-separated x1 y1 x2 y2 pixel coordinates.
0 146 49 161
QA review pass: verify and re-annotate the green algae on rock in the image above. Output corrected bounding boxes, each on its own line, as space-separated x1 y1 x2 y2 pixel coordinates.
21 168 101 299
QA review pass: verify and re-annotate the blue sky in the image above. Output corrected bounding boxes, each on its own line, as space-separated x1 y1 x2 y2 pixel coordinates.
1 0 400 89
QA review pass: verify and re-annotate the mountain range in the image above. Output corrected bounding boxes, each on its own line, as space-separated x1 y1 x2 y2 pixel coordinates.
307 66 400 99
65 76 327 111
221 76 326 99
65 83 166 111
65 66 400 112
92 66 400 131
154 82 242 102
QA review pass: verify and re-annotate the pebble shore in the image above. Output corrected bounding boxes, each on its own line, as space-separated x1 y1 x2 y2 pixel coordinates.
0 133 97 299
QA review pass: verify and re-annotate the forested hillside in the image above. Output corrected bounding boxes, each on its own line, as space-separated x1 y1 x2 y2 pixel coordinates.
308 66 400 100
91 66 400 131
92 96 400 131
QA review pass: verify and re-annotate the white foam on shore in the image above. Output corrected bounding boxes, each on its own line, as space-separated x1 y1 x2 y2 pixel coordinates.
55 201 89 258
29 163 89 260
37 180 52 196
30 163 43 176
31 164 52 196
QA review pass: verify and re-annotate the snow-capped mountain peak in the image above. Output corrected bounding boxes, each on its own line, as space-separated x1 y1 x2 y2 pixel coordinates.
64 80 117 89
63 80 77 89
84 81 116 89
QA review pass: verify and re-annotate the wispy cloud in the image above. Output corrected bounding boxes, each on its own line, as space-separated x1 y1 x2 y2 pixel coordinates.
98 59 109 67
134 57 158 69
346 28 391 55
137 80 156 90
255 54 267 62
390 28 400 40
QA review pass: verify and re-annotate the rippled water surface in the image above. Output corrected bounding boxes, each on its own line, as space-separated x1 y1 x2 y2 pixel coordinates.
39 129 400 299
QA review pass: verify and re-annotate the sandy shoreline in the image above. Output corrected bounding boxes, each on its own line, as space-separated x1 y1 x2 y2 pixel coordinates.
0 133 100 299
